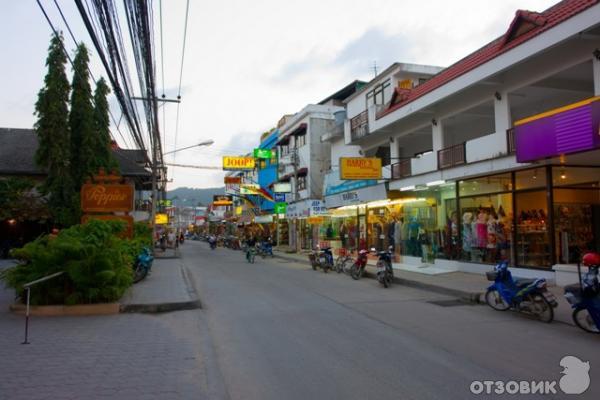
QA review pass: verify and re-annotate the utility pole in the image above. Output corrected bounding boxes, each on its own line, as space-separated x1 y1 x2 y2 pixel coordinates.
372 61 379 77
292 146 299 252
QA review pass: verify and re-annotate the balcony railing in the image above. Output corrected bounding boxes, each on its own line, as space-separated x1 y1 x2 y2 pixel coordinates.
391 159 412 180
437 143 466 169
507 128 516 154
350 110 369 140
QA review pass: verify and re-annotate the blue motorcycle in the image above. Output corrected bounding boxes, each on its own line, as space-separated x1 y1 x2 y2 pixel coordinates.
258 240 274 258
133 247 154 283
308 246 333 273
564 252 600 334
485 260 557 323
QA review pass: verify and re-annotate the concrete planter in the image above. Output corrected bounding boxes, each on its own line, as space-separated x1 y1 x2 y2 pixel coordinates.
9 303 120 316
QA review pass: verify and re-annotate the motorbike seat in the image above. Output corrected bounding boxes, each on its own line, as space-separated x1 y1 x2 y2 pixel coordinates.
514 278 536 288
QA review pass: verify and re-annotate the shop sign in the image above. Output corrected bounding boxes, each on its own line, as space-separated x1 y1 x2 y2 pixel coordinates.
324 168 377 196
154 213 169 225
325 183 388 209
82 214 134 238
273 193 286 203
235 206 243 215
339 157 382 180
224 176 242 184
341 191 359 204
253 148 273 159
254 215 273 223
273 182 292 193
158 199 172 206
240 184 260 195
274 202 287 214
310 200 327 215
222 156 255 170
81 183 134 212
307 216 324 225
213 194 233 206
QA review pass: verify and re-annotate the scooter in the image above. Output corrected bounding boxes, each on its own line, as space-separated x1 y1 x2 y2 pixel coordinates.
308 246 333 273
350 249 369 280
133 247 154 283
564 252 600 334
485 260 558 322
375 246 394 288
208 235 217 250
258 240 274 258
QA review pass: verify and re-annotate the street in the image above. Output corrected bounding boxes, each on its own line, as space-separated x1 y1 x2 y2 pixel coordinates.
1 242 599 399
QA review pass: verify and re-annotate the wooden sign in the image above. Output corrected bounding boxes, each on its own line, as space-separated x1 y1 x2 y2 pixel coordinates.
81 184 134 212
81 214 134 238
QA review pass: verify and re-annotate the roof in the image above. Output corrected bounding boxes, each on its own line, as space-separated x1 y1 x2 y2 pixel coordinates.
318 80 367 105
379 0 599 118
0 128 151 178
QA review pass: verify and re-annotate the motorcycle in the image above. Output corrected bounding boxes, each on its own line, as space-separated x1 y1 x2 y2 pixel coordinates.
208 235 217 250
133 247 154 283
246 245 257 264
257 240 274 258
350 249 369 280
564 252 600 334
485 260 558 322
375 246 394 288
308 246 333 273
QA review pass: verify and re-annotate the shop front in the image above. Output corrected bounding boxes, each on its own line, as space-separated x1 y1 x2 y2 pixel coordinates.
285 199 327 251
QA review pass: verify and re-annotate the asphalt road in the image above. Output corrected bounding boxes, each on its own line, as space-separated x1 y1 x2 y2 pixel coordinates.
185 241 600 400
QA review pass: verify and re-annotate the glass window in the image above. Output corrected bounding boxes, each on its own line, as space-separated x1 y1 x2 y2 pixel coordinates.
554 189 600 264
515 191 551 268
515 168 546 190
552 167 600 188
459 193 513 265
458 173 512 196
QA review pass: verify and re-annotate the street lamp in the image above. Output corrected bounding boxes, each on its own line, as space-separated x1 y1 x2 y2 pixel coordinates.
163 139 214 155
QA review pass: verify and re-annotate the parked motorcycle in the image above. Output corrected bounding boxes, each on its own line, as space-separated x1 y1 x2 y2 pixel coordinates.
375 246 394 288
308 246 333 273
564 252 600 334
485 260 558 322
133 247 154 283
350 249 369 280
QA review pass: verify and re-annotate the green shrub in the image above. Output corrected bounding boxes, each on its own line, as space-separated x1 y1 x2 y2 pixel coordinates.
0 219 140 305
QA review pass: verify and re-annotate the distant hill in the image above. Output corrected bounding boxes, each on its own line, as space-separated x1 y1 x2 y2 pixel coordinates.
167 186 225 207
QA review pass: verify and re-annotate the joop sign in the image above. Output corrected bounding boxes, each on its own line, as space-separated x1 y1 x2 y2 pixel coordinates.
81 184 134 212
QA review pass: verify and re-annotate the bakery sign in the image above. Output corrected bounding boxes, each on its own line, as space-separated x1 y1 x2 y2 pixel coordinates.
81 184 134 212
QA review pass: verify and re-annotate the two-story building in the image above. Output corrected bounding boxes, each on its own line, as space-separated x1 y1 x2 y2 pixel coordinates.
344 0 600 283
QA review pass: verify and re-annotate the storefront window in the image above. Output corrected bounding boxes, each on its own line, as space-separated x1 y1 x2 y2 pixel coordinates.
515 168 546 190
554 189 600 264
515 191 550 267
458 173 512 196
459 193 513 265
552 166 600 188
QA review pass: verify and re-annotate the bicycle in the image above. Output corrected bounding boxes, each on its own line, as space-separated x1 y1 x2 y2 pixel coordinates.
334 248 354 274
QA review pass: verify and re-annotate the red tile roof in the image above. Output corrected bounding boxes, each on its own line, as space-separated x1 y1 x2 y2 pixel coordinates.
378 0 599 119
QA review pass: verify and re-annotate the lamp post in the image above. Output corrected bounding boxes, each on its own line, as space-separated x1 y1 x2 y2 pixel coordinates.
163 140 214 155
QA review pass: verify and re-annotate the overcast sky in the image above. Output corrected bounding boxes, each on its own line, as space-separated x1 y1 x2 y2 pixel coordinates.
1 0 558 189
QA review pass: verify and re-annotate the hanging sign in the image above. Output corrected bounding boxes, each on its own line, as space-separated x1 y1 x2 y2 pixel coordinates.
154 213 169 225
240 184 260 195
274 202 287 214
339 157 382 180
253 148 273 159
213 195 233 206
224 176 242 184
222 156 255 170
273 193 286 203
307 216 324 225
273 182 292 193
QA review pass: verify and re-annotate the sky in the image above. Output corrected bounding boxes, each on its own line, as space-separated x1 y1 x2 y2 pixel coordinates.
1 0 559 189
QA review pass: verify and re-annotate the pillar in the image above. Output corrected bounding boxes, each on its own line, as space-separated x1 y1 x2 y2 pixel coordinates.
593 52 600 96
493 90 511 154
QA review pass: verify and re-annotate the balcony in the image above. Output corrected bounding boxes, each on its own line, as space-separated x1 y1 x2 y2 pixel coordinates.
437 143 466 170
350 110 369 141
391 159 411 179
507 128 516 154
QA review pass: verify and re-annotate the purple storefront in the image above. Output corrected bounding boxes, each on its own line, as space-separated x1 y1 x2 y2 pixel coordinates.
508 96 600 268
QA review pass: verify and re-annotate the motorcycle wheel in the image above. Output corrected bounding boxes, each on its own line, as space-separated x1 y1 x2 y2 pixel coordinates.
529 293 554 323
485 289 510 311
573 307 600 334
334 258 343 273
380 273 388 288
250 253 255 264
133 264 147 283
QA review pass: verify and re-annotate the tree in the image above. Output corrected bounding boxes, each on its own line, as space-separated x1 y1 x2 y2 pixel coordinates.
69 43 96 189
0 178 49 222
93 77 118 172
34 33 77 226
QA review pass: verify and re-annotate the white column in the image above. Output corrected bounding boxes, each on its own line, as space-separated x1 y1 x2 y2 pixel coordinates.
431 119 444 153
389 137 400 161
593 54 600 96
493 90 511 154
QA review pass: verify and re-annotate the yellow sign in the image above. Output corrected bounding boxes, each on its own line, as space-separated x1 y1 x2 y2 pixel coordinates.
307 216 324 225
155 213 169 225
339 157 382 180
235 206 243 215
222 156 255 170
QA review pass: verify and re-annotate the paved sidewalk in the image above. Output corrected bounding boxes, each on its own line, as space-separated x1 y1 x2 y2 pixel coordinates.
273 249 574 325
119 254 201 313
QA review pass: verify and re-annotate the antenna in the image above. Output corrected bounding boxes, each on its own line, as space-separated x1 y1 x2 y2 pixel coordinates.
371 61 379 77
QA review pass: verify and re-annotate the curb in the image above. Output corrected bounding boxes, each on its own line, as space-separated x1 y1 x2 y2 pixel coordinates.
273 252 483 304
119 264 202 314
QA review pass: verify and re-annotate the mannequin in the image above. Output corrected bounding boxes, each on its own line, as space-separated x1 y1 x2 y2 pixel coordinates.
462 212 473 255
394 217 403 255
